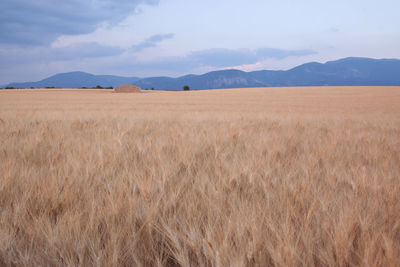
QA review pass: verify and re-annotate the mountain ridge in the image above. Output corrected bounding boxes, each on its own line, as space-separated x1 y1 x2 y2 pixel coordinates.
4 71 141 89
3 57 400 90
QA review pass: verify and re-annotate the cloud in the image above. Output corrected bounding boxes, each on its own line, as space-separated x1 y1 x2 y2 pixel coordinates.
0 43 124 64
0 45 317 84
111 47 317 75
0 0 159 46
0 32 174 65
256 48 316 60
190 49 258 68
189 48 317 68
131 33 174 52
0 32 174 72
326 27 340 33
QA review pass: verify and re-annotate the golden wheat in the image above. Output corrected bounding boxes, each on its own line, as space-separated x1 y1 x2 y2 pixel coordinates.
0 87 399 266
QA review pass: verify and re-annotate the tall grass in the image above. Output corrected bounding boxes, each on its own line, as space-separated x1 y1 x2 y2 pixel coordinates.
1 117 399 266
0 88 399 266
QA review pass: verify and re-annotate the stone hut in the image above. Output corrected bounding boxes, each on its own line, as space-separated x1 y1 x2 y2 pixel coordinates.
114 84 142 93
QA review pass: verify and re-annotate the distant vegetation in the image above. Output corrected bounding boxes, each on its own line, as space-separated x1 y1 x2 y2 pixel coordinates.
94 85 113 89
183 85 190 91
1 85 116 90
81 86 113 89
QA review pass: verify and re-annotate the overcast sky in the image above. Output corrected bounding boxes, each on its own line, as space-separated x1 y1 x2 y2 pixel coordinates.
1 0 399 84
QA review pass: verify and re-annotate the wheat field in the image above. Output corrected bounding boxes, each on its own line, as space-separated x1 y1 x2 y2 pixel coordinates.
0 86 400 266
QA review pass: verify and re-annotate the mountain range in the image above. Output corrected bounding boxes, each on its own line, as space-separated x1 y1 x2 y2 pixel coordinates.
4 57 400 90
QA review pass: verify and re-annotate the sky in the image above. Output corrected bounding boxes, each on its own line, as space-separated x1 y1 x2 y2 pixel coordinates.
1 0 399 85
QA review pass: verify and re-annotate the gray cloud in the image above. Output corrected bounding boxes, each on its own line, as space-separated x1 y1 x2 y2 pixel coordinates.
0 0 159 45
131 33 174 52
0 32 174 69
256 48 317 59
0 43 124 64
190 48 317 68
0 45 317 84
326 27 340 33
113 47 317 74
190 49 258 68
0 32 174 66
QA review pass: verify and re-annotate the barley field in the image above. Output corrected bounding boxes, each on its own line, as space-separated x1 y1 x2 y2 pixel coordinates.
0 86 399 266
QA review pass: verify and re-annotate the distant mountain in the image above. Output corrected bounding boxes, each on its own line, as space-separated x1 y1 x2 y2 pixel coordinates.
135 69 267 90
4 57 400 90
138 57 400 90
5 71 140 88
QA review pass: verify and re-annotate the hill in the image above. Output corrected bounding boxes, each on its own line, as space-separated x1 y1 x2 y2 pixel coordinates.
5 72 140 89
4 57 400 89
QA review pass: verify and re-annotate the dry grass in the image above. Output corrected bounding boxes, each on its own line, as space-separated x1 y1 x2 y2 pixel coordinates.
0 86 400 266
